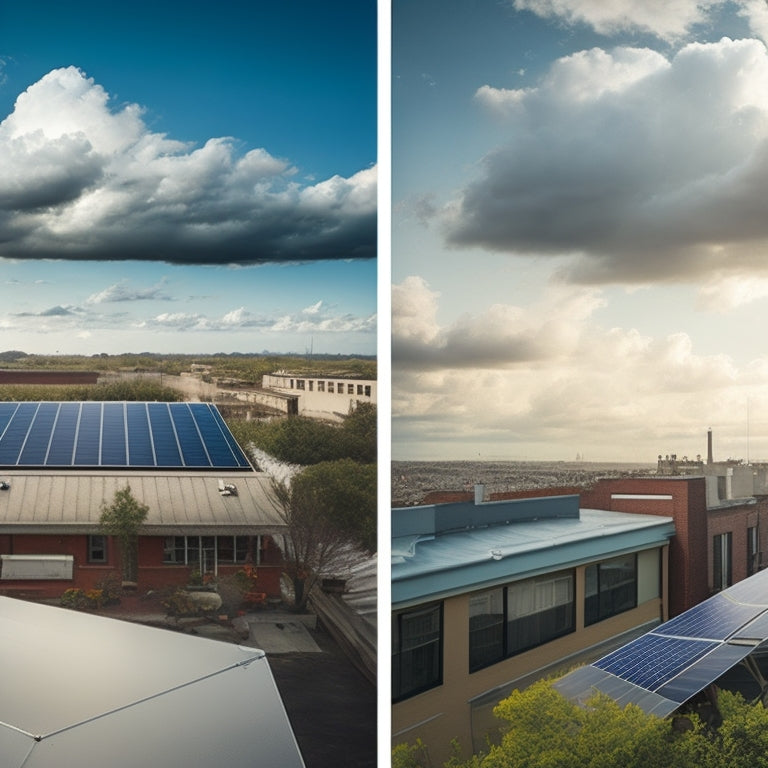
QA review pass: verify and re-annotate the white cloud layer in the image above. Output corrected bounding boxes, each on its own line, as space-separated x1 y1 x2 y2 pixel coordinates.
0 67 376 264
511 0 718 41
444 37 768 288
392 275 768 460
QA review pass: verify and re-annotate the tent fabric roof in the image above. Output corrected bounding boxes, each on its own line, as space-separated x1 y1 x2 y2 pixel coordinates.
0 470 287 535
0 596 304 767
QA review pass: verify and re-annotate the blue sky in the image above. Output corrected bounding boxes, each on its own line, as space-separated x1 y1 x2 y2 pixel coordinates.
392 0 768 462
0 0 376 355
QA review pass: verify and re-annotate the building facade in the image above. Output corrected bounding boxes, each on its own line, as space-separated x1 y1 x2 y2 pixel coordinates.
262 371 376 420
391 494 674 764
0 402 288 601
581 475 768 614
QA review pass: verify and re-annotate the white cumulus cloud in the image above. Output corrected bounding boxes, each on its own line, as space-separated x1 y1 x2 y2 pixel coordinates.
0 67 376 265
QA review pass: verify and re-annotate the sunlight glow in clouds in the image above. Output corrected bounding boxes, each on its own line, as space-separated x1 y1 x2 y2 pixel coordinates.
446 37 768 287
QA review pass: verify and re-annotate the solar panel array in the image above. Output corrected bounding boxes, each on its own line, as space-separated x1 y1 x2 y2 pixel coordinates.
0 402 251 470
555 566 768 716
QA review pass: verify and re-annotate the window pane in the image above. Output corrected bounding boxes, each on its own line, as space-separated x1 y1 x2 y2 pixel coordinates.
393 604 442 701
507 571 574 655
88 535 107 563
585 554 637 626
469 588 504 671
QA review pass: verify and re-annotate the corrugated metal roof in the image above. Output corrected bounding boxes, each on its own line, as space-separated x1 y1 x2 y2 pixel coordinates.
0 470 286 534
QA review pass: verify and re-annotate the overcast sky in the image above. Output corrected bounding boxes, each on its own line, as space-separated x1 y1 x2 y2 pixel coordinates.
0 0 376 355
393 0 768 463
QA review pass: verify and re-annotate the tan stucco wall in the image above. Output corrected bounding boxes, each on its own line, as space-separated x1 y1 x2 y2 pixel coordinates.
392 544 669 766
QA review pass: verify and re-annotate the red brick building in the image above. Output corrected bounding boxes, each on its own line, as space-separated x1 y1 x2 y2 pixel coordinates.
0 471 286 600
0 402 288 602
418 475 768 618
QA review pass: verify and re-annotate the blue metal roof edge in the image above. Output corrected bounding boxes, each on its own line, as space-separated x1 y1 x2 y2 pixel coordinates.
392 495 581 538
392 519 675 608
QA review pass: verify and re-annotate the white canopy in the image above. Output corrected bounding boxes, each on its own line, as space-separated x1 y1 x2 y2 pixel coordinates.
0 597 304 767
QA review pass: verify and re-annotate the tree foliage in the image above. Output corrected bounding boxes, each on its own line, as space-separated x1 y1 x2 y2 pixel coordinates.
98 485 149 582
0 380 184 402
290 459 377 552
395 680 768 768
272 459 375 610
231 402 377 466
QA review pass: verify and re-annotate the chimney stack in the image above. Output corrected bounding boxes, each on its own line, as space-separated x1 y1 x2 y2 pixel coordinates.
474 484 486 505
707 428 713 465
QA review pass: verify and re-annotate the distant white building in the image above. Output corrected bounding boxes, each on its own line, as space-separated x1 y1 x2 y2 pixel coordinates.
262 371 376 420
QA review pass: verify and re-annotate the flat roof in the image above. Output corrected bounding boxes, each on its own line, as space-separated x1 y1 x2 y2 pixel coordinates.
392 501 675 608
0 470 285 534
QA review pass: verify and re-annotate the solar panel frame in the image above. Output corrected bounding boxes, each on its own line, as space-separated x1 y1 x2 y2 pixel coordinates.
0 402 252 471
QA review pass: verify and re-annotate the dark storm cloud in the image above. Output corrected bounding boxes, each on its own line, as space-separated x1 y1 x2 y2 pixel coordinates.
444 39 768 285
0 67 376 265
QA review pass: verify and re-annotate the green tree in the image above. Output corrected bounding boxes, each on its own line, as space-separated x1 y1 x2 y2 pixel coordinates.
98 485 149 584
398 680 768 768
272 459 376 611
339 402 377 463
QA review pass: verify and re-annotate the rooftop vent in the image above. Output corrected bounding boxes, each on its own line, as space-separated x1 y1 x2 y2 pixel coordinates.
218 480 238 497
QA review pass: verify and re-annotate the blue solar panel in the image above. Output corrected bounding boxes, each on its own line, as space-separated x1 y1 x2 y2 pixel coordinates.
594 634 719 692
101 403 127 465
556 567 768 715
655 592 762 642
170 404 210 467
0 402 18 437
125 403 154 466
46 403 79 465
0 402 251 470
18 402 57 465
147 403 183 467
74 402 101 466
203 404 250 468
0 403 36 465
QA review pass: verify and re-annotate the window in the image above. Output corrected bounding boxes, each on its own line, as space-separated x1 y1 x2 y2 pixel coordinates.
392 604 443 701
337 382 345 394
585 554 637 626
507 570 575 654
308 381 314 391
364 385 371 397
748 526 759 577
163 536 257 567
328 382 334 393
357 384 363 395
296 379 305 390
318 381 325 392
713 532 733 591
469 588 505 671
347 384 354 394
88 535 108 563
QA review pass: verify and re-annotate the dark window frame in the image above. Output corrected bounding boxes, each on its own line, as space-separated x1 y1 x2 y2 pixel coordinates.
748 526 759 577
469 569 576 673
713 532 733 591
584 554 638 626
87 534 108 564
392 603 443 702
